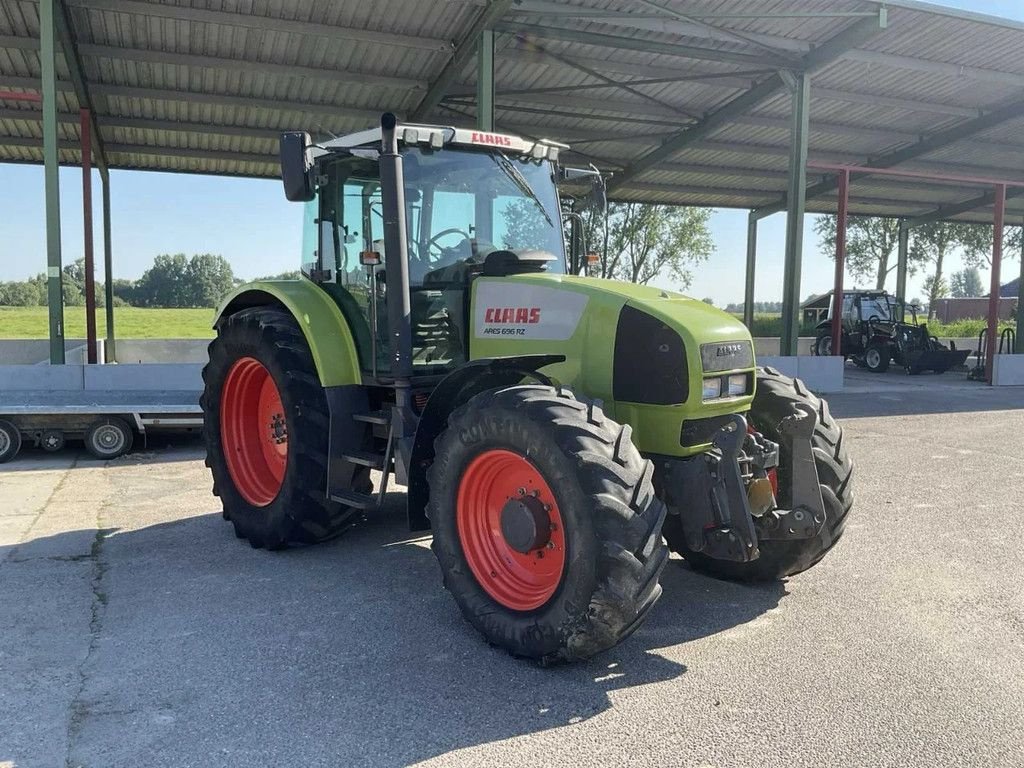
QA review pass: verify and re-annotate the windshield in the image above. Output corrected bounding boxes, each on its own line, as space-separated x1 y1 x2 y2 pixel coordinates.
400 147 565 283
860 295 893 321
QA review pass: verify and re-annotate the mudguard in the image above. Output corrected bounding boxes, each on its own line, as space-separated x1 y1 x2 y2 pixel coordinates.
214 280 362 387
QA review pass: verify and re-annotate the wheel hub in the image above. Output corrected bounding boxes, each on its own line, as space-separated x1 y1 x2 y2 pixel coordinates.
500 494 551 554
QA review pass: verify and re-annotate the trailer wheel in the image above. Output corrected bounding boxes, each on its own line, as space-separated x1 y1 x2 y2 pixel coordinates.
0 419 21 463
864 344 889 373
201 307 370 550
427 385 668 663
41 430 64 452
85 417 133 460
664 368 853 581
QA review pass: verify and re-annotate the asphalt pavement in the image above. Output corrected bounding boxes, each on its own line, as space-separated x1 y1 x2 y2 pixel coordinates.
2 381 1023 767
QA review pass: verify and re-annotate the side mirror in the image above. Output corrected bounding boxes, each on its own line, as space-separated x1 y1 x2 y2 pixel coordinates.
586 177 607 215
280 131 315 202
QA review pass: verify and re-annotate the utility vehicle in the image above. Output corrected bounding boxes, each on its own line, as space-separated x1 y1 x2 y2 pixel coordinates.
814 289 968 374
202 115 853 663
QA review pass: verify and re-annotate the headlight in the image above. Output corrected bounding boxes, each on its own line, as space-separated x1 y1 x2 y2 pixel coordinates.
702 377 722 400
727 374 747 396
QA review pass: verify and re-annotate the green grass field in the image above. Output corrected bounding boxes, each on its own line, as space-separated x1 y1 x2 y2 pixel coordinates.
0 306 215 339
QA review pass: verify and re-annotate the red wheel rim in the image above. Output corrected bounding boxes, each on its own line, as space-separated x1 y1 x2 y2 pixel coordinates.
220 356 288 507
456 449 566 611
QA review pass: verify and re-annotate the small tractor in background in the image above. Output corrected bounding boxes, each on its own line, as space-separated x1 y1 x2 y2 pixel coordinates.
814 289 969 374
201 114 854 663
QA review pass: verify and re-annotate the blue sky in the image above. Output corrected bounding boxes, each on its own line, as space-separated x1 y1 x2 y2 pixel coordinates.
1 0 1021 306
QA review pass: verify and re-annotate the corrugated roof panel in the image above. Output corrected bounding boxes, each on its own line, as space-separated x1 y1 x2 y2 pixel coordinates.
4 0 1024 223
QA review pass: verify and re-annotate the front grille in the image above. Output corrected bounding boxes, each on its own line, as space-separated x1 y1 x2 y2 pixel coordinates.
613 305 688 405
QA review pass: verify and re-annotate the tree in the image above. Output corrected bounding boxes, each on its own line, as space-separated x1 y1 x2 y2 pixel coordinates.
950 267 984 298
184 253 235 307
595 202 714 286
815 215 919 289
702 297 714 305
910 222 990 318
133 253 234 307
0 281 43 306
922 273 949 312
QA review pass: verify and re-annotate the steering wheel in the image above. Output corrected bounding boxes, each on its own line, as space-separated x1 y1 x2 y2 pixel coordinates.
868 314 881 324
427 227 472 257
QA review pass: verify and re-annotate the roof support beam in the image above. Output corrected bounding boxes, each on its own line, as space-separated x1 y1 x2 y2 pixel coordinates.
496 21 794 68
780 72 810 357
757 93 1024 217
67 0 449 52
906 187 1024 228
607 9 887 194
411 0 514 121
40 0 65 364
54 0 107 175
509 0 811 53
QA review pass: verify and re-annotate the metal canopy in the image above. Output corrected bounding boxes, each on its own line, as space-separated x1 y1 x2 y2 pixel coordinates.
3 0 1024 225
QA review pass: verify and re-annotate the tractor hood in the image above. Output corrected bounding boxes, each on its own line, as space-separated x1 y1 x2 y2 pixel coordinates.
470 273 756 457
557 276 751 347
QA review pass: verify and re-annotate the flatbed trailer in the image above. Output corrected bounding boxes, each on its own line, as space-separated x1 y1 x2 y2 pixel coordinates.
0 364 202 463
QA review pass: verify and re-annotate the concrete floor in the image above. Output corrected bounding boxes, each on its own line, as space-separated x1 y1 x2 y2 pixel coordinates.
2 385 1023 768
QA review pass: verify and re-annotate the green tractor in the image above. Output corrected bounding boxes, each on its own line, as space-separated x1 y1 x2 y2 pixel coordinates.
202 114 853 663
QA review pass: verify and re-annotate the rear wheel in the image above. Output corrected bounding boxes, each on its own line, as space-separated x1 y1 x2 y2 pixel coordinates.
814 334 833 357
428 385 668 663
663 368 853 581
0 419 21 463
201 307 370 549
864 344 890 373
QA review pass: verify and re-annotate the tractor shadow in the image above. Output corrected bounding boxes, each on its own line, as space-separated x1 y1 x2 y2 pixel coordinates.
4 487 786 768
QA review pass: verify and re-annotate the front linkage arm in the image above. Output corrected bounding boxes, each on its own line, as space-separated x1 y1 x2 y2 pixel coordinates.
660 407 826 563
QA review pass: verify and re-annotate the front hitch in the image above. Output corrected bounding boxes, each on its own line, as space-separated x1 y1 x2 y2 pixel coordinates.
756 403 827 542
660 407 827 563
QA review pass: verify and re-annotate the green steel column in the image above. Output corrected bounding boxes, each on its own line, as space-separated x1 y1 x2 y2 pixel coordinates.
41 0 65 364
101 170 116 362
896 219 909 321
476 28 494 131
1016 220 1024 354
743 211 758 329
780 72 810 357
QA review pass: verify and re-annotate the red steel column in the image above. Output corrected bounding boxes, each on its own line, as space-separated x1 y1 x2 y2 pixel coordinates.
81 108 97 364
830 168 850 356
985 183 1006 384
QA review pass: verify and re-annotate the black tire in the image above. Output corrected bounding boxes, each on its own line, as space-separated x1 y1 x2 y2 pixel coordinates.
864 343 890 373
427 385 668 664
0 419 21 463
41 430 65 452
85 417 134 460
201 307 371 550
814 334 832 357
663 368 853 581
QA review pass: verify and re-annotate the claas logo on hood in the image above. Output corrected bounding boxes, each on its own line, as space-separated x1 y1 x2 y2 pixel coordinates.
484 307 541 324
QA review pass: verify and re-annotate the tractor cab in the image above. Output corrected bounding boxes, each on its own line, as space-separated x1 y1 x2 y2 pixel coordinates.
283 122 577 380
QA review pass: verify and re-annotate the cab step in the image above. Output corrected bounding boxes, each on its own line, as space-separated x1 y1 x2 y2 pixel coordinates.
342 450 386 470
329 488 378 510
353 410 390 426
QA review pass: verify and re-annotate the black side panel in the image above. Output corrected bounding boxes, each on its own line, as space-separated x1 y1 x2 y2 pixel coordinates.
406 354 564 531
325 385 372 496
613 305 688 405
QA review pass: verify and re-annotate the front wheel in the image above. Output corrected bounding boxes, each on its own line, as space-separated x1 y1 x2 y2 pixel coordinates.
427 385 668 663
864 344 890 373
663 368 853 581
